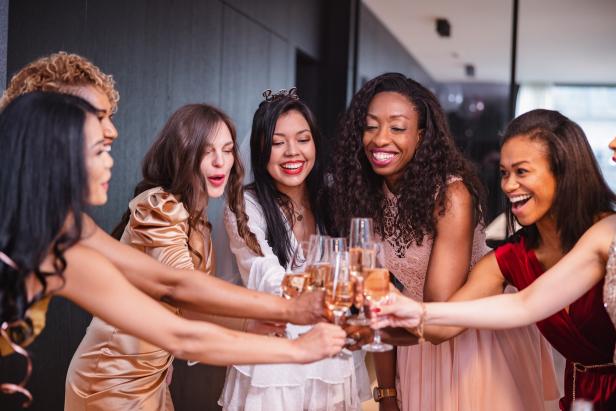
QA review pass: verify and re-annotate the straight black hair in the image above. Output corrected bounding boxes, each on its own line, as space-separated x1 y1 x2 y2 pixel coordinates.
0 91 95 326
247 94 328 268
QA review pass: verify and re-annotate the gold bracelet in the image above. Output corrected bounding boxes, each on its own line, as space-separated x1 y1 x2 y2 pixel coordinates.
416 302 427 344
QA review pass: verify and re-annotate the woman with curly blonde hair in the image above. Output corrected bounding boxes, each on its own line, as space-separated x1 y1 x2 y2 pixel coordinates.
1 51 119 147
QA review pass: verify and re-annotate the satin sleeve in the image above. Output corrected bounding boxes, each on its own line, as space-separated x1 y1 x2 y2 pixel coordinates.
224 193 285 294
123 189 195 270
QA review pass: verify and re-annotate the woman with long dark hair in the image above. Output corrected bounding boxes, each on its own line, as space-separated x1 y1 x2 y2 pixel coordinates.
372 111 616 410
220 89 370 411
328 73 558 411
0 92 347 406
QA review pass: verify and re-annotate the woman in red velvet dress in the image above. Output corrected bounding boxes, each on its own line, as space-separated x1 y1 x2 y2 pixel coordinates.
373 109 616 410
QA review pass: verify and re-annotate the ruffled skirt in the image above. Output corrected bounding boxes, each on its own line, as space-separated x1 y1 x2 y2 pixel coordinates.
396 326 561 411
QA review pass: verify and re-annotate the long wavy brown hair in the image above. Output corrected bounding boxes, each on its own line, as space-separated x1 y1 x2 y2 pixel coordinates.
112 104 261 260
328 73 485 246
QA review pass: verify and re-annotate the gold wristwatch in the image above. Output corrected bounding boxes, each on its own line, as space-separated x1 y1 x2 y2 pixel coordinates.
373 386 397 402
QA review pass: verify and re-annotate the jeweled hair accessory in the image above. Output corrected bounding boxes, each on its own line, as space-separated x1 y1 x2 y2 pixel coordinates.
262 87 299 102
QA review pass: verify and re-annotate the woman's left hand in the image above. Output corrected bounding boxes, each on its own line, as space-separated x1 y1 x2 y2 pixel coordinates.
370 291 423 329
287 289 326 324
343 324 373 350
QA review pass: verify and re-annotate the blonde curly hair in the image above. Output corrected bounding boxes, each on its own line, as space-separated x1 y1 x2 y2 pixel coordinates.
0 51 119 111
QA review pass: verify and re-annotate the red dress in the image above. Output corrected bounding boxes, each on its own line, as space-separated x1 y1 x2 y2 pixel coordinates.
495 234 616 411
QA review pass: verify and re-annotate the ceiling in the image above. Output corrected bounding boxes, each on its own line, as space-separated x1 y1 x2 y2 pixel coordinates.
362 0 616 84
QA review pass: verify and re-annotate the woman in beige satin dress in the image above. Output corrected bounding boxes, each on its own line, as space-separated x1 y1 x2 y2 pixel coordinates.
65 104 289 410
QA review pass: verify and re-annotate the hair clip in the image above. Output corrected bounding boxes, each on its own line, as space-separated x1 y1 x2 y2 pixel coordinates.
262 87 299 102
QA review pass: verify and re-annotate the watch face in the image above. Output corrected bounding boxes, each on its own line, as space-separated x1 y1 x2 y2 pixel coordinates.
372 386 382 401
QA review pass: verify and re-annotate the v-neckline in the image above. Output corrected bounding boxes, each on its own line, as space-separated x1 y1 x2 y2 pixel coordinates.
527 247 575 318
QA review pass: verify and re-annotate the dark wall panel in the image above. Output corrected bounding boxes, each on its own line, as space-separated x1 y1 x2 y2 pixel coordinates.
220 5 270 140
6 0 86 74
0 0 8 89
82 0 223 232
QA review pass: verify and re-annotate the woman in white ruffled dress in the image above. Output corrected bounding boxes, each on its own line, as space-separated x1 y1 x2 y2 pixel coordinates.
219 89 370 411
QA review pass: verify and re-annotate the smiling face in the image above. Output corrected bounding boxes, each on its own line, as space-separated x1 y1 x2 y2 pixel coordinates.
362 91 421 188
200 121 235 198
84 113 114 206
500 135 557 227
266 109 316 191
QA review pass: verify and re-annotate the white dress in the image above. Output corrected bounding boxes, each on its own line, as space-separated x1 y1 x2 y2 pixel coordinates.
219 191 370 411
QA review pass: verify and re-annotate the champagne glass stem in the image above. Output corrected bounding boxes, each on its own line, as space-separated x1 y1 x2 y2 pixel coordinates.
373 329 383 345
333 311 343 326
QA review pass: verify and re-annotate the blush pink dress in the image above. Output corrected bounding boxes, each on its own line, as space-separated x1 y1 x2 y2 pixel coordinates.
382 181 560 411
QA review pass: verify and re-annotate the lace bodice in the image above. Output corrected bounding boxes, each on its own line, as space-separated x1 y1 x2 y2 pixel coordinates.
380 180 489 301
604 235 616 362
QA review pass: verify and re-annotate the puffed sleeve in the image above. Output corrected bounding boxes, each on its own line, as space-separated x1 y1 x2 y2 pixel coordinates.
123 188 195 270
224 192 286 294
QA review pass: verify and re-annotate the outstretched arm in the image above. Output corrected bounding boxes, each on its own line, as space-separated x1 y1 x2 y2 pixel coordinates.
383 182 506 345
47 245 345 366
375 215 615 330
78 215 323 325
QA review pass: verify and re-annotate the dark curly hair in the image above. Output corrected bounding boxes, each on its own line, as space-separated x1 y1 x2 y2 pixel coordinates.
329 73 485 246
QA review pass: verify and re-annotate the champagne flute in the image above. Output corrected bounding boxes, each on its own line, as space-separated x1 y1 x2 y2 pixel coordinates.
325 251 353 325
348 218 374 326
281 241 310 299
362 242 393 352
305 234 332 290
325 251 354 356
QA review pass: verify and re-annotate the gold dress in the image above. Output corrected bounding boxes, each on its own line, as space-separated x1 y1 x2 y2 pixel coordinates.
604 235 616 362
0 296 51 357
64 187 214 411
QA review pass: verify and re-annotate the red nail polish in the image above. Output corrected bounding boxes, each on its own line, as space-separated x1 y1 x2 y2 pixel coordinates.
373 308 381 313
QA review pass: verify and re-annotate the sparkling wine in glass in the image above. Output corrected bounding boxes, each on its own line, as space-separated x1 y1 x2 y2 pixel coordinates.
325 251 355 356
362 242 393 352
347 218 375 326
281 272 310 299
305 234 332 290
325 251 354 323
281 240 309 299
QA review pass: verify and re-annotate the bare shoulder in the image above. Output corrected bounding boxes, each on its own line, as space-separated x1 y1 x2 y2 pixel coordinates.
442 180 473 210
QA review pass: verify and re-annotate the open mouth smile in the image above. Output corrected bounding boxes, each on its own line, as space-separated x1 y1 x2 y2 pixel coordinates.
280 161 305 175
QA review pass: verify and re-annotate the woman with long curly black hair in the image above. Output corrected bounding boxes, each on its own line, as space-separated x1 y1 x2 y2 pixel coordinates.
328 73 558 411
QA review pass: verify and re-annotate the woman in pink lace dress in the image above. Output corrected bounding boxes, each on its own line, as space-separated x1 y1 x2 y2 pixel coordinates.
328 73 559 411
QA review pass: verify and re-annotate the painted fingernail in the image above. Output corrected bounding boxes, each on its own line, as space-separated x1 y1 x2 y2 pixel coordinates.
372 307 381 313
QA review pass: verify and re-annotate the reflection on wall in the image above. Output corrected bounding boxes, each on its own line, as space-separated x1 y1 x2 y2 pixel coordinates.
437 82 509 222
